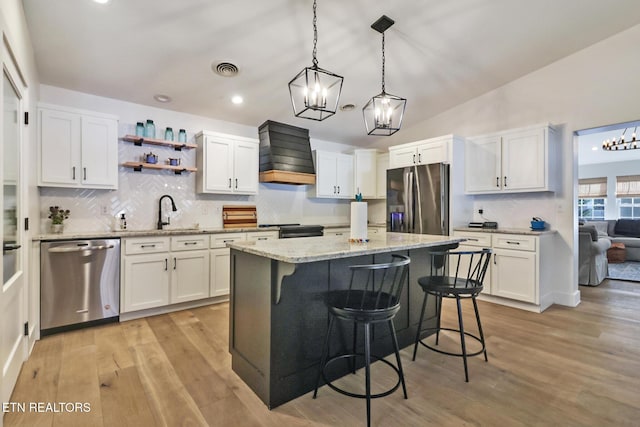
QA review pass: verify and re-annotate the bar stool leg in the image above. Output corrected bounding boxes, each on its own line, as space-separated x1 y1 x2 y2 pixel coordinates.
435 294 442 345
364 322 372 427
412 291 429 361
389 320 408 399
455 295 469 382
314 316 335 398
472 297 488 362
351 322 358 374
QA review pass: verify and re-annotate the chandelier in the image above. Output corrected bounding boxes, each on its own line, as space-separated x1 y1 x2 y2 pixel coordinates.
602 127 638 151
362 15 406 136
288 0 343 121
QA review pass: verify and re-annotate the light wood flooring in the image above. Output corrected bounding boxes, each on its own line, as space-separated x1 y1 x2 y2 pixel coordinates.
5 279 640 427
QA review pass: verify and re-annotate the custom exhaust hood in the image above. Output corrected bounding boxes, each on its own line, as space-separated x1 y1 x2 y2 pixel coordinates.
258 120 316 185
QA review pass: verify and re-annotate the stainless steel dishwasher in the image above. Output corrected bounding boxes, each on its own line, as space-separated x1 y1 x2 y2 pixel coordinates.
41 239 120 334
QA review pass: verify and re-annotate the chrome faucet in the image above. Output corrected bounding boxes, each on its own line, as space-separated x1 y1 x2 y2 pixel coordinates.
157 194 177 230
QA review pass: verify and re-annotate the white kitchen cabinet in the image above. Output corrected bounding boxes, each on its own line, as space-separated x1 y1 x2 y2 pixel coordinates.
171 249 210 304
452 230 554 312
325 227 350 237
388 135 454 169
196 131 259 195
123 253 170 312
38 104 118 189
313 150 353 198
464 124 556 194
354 149 378 199
376 153 389 199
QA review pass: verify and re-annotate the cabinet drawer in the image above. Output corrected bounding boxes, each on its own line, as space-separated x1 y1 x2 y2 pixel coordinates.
171 234 208 251
246 231 279 242
210 232 247 248
492 234 536 252
453 231 491 247
124 237 170 255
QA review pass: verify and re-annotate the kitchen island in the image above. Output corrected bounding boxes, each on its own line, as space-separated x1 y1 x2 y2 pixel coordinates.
227 232 463 408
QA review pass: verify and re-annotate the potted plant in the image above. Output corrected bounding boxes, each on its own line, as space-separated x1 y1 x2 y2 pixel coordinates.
48 206 70 233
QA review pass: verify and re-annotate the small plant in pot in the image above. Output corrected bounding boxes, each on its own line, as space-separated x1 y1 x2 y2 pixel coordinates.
48 206 70 233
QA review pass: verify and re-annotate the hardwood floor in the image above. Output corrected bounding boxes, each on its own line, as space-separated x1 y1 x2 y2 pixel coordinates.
5 279 640 426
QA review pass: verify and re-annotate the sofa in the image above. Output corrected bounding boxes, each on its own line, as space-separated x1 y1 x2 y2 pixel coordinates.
584 219 640 262
578 225 611 286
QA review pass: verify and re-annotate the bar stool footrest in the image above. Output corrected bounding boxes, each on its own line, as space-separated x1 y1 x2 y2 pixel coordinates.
416 327 486 358
320 353 402 399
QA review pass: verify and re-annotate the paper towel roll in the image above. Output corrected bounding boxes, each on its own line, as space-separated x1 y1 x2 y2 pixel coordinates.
350 202 368 240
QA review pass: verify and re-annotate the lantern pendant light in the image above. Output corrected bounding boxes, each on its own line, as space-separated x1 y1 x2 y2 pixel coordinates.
288 0 344 121
363 15 406 136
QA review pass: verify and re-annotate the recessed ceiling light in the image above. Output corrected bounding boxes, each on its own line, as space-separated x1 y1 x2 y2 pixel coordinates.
153 94 172 103
340 103 357 111
592 146 598 151
93 0 110 4
231 95 243 105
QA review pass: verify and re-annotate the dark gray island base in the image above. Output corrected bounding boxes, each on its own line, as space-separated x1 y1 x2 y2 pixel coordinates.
228 233 462 409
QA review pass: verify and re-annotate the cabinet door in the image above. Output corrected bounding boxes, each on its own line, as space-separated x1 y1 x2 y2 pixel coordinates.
122 253 170 312
204 136 234 193
171 250 210 304
81 116 118 188
335 154 354 198
39 108 81 186
416 140 448 165
388 146 416 168
354 150 377 198
315 151 338 197
210 248 231 297
501 127 546 191
233 140 259 194
376 153 389 199
464 135 501 193
491 248 536 303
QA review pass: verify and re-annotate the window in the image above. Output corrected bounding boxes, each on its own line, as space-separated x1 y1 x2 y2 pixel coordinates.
578 198 606 220
616 175 640 219
578 177 607 221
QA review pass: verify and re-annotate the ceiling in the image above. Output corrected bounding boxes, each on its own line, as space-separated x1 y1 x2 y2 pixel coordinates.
23 0 640 147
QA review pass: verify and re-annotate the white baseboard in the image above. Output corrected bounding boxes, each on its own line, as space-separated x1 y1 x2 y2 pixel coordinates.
119 296 229 322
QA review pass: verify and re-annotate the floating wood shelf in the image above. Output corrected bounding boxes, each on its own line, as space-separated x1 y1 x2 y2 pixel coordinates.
122 135 197 151
122 162 197 175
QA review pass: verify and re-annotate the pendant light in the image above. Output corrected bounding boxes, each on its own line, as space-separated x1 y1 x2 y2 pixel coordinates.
602 127 639 150
288 0 344 121
362 15 406 136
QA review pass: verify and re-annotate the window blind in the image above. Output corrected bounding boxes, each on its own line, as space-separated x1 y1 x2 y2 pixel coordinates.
578 177 607 198
616 175 640 197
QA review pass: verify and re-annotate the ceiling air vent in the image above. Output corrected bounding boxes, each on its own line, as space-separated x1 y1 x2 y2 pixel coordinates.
212 62 239 77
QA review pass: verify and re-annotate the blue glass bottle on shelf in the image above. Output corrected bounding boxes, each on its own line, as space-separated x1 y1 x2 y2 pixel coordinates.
178 129 187 143
165 127 174 141
135 122 145 137
145 119 155 138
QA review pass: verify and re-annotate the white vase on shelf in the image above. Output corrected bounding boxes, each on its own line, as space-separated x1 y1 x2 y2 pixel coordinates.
50 223 64 234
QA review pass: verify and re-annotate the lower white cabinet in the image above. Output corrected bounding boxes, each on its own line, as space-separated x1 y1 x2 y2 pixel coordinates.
122 235 209 312
452 230 553 310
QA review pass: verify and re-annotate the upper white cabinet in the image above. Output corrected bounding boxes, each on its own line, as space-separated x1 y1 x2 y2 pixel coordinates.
313 150 353 198
464 124 557 194
353 149 377 199
376 153 389 199
388 135 455 169
196 131 259 195
38 104 118 189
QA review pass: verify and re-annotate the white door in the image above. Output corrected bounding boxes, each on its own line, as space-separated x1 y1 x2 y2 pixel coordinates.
171 250 210 304
501 127 546 191
210 248 231 297
335 154 354 198
1 67 26 407
491 248 537 303
39 108 81 186
233 140 259 194
122 253 170 312
315 151 338 197
204 136 234 193
464 135 502 193
80 115 118 188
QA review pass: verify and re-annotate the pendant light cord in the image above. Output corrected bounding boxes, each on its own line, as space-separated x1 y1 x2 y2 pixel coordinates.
312 0 318 67
381 32 386 93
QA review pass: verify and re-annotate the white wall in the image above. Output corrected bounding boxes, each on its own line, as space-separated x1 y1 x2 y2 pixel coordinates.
579 159 639 219
379 23 640 307
38 85 359 232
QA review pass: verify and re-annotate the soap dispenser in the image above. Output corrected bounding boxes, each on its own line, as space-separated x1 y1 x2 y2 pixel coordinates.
119 213 127 230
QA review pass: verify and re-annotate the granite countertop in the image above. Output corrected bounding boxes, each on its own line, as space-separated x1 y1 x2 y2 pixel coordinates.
34 226 280 241
323 223 386 229
453 227 557 236
228 232 463 263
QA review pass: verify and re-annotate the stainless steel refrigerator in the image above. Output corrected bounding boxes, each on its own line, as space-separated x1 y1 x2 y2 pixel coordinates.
387 163 449 235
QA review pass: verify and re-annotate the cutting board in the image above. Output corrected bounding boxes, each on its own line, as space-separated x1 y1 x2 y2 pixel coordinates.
222 205 257 229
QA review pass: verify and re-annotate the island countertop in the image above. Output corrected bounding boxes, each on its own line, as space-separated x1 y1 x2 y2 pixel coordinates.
227 232 464 263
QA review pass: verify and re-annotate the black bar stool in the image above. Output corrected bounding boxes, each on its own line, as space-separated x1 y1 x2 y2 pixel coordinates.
313 254 410 427
412 249 491 382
